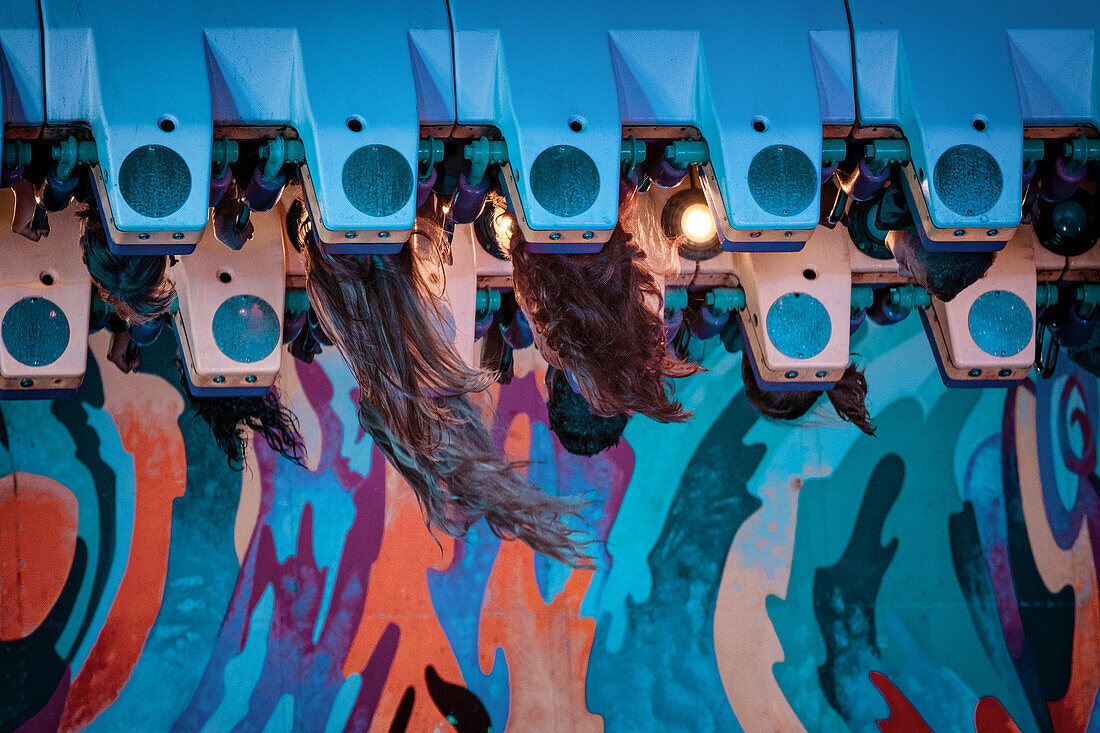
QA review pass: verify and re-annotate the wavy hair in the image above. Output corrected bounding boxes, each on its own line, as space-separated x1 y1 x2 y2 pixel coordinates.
78 206 176 323
180 368 306 470
506 194 700 421
741 357 876 435
290 197 589 566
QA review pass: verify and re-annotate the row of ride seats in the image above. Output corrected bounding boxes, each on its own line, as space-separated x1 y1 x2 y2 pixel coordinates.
0 0 1097 395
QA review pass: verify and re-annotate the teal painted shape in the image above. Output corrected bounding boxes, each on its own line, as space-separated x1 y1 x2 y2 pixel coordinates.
118 144 192 218
767 293 831 359
212 295 280 364
529 145 600 218
932 145 1003 217
2 296 69 367
968 290 1031 357
341 145 413 217
747 145 816 217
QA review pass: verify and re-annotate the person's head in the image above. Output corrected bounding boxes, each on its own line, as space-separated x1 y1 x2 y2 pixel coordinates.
180 371 305 470
508 202 700 423
741 356 876 435
546 367 627 456
290 196 591 566
886 228 994 302
79 207 176 324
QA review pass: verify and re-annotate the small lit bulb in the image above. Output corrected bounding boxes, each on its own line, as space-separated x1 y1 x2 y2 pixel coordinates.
496 212 516 240
681 204 715 243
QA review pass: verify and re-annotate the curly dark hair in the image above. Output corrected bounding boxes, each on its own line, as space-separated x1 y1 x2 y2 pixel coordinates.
546 368 627 456
78 206 176 323
290 197 591 566
178 365 305 469
506 195 700 422
741 356 876 435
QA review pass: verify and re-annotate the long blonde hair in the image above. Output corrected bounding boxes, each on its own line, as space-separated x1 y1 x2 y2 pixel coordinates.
292 197 590 566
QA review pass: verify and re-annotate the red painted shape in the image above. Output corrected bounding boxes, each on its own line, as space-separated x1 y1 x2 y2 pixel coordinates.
869 671 933 733
0 474 78 640
974 697 1023 733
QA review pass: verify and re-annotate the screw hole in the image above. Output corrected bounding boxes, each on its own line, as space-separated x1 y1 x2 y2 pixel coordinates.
158 116 176 133
346 116 364 133
972 116 987 132
218 270 233 284
567 116 586 133
751 116 768 133
39 272 55 286
802 268 817 281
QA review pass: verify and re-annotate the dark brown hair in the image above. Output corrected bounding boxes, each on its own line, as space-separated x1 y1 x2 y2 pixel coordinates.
78 206 176 323
291 198 590 566
741 356 876 435
508 197 699 421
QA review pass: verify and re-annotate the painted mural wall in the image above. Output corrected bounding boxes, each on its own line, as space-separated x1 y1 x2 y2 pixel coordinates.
1 316 1097 732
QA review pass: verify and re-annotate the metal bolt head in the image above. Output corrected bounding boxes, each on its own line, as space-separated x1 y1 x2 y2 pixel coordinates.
998 368 1012 377
986 229 998 237
213 375 225 383
245 375 257 383
815 370 827 378
345 231 357 239
139 232 150 240
582 231 594 240
750 231 762 238
172 232 184 240
953 229 965 237
968 368 981 377
549 232 561 241
19 379 32 388
378 231 389 239
784 370 798 379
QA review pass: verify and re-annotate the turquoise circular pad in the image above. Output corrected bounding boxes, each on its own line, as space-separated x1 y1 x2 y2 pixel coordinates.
2 297 69 367
933 144 1002 217
342 144 413 217
968 290 1031 357
767 292 831 359
747 145 816 217
529 145 600 217
212 295 280 363
118 144 192 218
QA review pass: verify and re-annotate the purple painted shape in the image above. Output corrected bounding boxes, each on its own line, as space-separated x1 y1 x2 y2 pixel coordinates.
209 168 233 208
245 166 286 212
1038 157 1086 203
174 359 391 731
417 168 438 208
343 623 400 731
687 306 728 340
474 312 495 341
450 173 491 224
841 159 891 202
15 667 70 733
646 156 688 189
1 166 25 189
820 162 839 184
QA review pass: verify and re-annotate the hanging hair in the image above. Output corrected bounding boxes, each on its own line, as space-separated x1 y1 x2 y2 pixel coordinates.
290 197 589 566
78 206 176 323
546 367 628 456
506 192 700 421
179 368 306 470
741 356 876 436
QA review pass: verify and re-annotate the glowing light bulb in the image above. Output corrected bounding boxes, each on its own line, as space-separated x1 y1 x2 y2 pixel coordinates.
681 204 715 243
496 212 516 241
